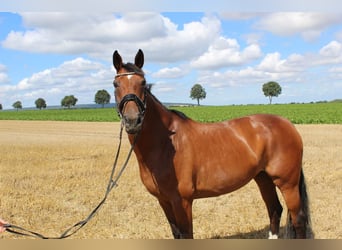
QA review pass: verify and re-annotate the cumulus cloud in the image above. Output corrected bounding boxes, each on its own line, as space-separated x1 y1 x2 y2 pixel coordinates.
152 66 188 79
257 52 307 73
255 12 342 41
197 39 342 91
2 12 221 62
141 15 221 62
2 13 168 56
0 57 114 107
318 40 342 63
191 37 262 69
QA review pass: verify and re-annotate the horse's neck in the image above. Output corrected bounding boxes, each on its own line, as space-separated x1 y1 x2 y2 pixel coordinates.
145 92 172 129
128 92 172 145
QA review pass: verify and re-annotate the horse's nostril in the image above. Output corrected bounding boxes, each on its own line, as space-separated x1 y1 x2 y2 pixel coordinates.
124 116 134 125
123 115 141 127
123 114 142 134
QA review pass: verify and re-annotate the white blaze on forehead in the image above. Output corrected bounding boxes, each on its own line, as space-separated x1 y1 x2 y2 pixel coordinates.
126 74 133 80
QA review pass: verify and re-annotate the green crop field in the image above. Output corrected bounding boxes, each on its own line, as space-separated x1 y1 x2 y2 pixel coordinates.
175 102 342 124
0 108 121 122
0 102 341 124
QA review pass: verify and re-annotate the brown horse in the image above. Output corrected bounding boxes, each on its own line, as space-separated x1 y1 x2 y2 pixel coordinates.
112 49 313 239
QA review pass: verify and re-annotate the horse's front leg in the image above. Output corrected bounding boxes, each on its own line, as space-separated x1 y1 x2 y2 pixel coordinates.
158 197 193 239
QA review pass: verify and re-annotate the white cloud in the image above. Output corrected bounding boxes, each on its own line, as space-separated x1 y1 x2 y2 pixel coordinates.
319 40 342 61
257 52 307 73
0 64 10 83
328 66 342 80
141 15 221 62
152 66 188 79
197 38 342 92
0 57 114 108
191 37 262 69
2 13 221 63
255 12 342 41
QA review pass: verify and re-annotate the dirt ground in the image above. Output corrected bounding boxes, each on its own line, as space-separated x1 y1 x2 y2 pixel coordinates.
0 121 341 239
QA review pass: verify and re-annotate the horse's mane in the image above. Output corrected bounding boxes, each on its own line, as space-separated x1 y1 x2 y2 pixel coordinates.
169 109 189 120
145 86 189 121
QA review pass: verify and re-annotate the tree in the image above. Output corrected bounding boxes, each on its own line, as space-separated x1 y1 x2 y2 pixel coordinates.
262 81 282 104
35 98 47 110
190 84 206 106
0 104 2 110
61 95 78 109
95 89 111 108
12 101 22 111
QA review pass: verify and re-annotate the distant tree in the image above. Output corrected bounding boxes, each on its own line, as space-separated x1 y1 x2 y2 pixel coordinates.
0 104 2 110
35 98 47 110
190 83 206 106
95 89 111 108
262 81 282 104
61 95 78 109
13 101 22 111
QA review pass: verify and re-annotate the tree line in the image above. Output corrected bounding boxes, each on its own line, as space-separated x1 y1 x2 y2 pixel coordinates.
1 81 282 110
5 89 111 111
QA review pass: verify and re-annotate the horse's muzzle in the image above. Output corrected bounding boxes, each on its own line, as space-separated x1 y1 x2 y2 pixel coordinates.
118 93 146 134
123 114 143 134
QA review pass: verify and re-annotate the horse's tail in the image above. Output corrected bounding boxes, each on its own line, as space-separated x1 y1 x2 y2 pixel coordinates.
285 170 314 238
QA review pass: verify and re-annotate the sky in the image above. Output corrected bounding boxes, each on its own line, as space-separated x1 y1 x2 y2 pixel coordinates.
0 9 342 109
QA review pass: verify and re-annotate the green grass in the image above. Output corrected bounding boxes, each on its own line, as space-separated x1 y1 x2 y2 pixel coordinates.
0 102 341 124
0 108 121 122
174 103 342 124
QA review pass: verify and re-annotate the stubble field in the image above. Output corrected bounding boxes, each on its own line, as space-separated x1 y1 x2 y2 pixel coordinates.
0 121 341 239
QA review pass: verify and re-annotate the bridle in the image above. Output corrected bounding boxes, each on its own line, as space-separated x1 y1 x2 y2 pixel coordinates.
114 72 147 119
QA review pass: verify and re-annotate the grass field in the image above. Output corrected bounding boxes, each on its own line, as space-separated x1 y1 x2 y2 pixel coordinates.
1 102 341 124
0 121 341 239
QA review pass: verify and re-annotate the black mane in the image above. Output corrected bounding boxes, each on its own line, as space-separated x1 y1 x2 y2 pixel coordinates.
145 87 189 121
170 109 189 120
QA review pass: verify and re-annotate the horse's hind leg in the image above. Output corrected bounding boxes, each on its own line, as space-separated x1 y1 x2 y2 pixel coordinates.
279 185 308 238
254 171 283 239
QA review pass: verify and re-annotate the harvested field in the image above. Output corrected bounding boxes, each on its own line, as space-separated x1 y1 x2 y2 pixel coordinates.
0 121 341 239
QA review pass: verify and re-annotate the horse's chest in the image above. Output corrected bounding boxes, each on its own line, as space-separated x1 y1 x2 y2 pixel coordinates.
138 164 161 196
138 162 176 198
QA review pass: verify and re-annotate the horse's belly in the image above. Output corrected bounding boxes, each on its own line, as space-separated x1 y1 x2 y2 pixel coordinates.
193 162 258 198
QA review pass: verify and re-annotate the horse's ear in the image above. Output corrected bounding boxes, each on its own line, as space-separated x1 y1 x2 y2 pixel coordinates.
113 50 122 72
135 49 144 69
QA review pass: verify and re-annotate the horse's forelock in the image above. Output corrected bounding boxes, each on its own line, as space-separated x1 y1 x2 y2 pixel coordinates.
122 62 145 76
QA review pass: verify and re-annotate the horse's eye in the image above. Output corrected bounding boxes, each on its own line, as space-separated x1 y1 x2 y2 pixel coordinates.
113 80 119 88
142 79 146 86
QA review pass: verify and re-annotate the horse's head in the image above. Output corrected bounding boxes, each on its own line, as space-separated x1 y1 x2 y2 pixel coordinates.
113 49 147 134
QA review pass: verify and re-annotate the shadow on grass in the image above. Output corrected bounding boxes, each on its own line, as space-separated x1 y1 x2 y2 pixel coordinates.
210 226 286 239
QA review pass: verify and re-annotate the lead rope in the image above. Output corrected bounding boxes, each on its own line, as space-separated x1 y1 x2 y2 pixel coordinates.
4 122 138 239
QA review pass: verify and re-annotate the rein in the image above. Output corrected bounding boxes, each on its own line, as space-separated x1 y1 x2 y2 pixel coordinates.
4 122 138 239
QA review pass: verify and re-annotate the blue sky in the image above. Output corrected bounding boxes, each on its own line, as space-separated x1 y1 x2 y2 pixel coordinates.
0 11 342 109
